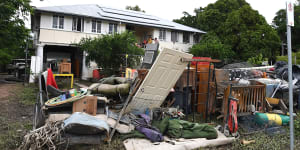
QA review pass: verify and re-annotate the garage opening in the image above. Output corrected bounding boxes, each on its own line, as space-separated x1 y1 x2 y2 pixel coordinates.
43 45 83 78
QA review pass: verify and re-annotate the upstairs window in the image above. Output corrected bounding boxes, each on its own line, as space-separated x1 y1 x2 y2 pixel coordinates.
72 17 84 32
92 20 101 33
183 32 190 43
193 34 200 43
159 29 166 40
171 31 178 42
109 23 118 34
52 15 64 29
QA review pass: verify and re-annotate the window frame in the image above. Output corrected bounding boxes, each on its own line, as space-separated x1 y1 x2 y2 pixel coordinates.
52 15 64 29
193 34 200 44
171 31 178 42
58 16 64 29
92 20 101 33
72 16 84 32
159 29 166 41
183 32 190 43
109 23 118 34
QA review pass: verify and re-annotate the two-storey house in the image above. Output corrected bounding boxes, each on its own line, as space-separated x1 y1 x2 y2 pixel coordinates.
30 4 205 80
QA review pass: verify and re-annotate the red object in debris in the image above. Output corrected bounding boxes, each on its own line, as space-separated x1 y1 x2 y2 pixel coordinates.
191 57 211 66
228 99 238 134
269 67 275 71
47 68 58 89
93 69 100 80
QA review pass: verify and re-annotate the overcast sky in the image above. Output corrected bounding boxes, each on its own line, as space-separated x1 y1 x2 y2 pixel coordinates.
30 0 293 25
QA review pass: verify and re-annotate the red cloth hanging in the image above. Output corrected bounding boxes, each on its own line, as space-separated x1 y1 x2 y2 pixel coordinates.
47 68 59 89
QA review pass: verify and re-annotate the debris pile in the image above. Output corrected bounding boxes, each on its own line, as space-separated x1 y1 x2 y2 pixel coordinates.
23 48 299 150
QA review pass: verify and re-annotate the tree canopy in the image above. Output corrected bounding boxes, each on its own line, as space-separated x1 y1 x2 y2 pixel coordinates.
78 32 144 75
125 5 145 13
272 1 300 51
0 0 32 65
174 0 281 62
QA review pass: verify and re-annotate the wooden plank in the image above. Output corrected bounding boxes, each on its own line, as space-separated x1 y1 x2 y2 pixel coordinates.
222 85 230 122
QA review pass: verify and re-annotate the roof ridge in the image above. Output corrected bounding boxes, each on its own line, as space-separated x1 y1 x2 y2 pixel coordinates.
35 4 206 33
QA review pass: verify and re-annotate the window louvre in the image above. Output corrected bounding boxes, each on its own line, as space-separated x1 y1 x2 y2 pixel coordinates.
97 21 101 33
183 32 190 43
193 34 200 43
171 31 178 42
52 15 58 28
59 16 64 29
109 23 118 34
53 15 64 29
159 29 166 40
92 20 96 32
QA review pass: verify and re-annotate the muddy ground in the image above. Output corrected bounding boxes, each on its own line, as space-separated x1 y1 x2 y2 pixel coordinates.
0 74 35 150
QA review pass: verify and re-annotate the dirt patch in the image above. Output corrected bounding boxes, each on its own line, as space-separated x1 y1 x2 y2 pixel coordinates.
0 84 15 99
0 82 34 150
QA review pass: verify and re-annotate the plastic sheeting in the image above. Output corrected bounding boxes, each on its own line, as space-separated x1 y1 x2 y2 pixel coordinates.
63 112 110 135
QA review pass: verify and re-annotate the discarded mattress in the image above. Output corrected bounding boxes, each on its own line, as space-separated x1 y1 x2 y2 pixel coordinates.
123 130 234 150
63 112 109 135
125 48 193 113
47 113 134 134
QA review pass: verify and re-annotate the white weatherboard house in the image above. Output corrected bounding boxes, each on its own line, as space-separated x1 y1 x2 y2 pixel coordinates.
30 4 205 80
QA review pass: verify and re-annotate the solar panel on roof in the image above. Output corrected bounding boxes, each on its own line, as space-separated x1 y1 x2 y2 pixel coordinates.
100 6 157 18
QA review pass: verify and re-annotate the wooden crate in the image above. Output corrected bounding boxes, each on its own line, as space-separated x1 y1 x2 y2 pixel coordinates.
73 96 97 116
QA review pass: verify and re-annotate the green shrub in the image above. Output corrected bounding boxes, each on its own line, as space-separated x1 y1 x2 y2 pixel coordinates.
276 51 300 65
247 54 268 66
189 32 234 60
78 31 144 76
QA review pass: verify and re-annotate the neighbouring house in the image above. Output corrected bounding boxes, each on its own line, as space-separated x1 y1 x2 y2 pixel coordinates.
30 4 205 80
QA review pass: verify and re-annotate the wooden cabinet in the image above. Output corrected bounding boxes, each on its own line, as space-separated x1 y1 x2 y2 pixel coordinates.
73 96 97 116
59 62 71 74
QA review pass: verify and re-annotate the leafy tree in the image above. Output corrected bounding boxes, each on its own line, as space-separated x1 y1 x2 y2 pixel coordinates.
78 32 144 75
126 5 145 13
173 12 197 28
0 0 32 65
272 2 300 50
174 0 281 62
189 32 233 60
